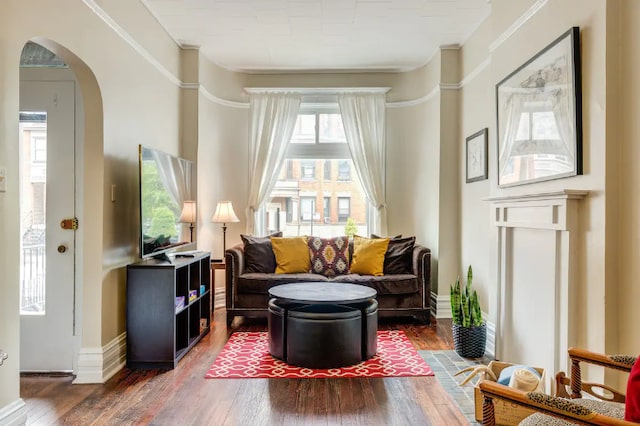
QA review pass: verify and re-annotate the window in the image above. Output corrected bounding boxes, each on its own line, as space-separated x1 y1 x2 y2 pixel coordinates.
300 160 315 179
338 197 350 222
323 197 330 222
32 135 46 163
323 160 331 180
286 159 294 179
285 198 293 223
515 111 561 141
265 104 368 237
300 196 315 221
337 160 350 181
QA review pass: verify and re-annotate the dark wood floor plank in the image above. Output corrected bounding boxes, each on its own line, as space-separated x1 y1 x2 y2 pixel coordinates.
20 312 461 425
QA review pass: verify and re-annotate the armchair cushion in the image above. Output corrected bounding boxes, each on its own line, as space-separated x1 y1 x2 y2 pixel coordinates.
521 398 625 425
626 356 640 421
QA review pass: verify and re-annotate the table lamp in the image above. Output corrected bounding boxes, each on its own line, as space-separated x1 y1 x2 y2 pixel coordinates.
211 200 239 258
179 200 197 242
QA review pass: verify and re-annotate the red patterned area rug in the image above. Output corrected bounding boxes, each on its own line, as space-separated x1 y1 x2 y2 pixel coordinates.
205 330 434 379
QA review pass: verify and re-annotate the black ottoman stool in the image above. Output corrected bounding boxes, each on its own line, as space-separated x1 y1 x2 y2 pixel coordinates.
286 304 362 369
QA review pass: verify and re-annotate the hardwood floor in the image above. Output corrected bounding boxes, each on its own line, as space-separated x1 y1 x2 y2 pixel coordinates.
21 310 467 426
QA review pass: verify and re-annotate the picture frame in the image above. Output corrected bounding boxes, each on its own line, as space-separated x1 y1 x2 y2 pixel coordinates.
466 128 488 183
496 27 582 187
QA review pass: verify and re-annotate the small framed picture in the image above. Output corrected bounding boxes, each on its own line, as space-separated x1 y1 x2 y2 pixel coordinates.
466 128 488 183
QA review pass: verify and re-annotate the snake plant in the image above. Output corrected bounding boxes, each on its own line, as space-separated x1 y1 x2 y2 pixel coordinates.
450 265 484 327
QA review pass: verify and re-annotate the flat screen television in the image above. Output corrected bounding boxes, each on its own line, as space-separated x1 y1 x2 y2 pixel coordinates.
138 145 196 259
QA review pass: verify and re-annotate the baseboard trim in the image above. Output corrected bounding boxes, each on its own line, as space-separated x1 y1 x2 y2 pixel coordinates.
435 293 452 319
214 287 225 310
73 332 126 384
485 316 496 359
0 399 27 426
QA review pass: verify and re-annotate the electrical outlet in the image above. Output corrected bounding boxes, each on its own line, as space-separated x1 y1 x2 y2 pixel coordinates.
0 167 6 192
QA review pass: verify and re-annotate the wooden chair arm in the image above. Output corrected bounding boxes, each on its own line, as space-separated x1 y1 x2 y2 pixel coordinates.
479 381 637 426
568 347 636 373
564 348 635 400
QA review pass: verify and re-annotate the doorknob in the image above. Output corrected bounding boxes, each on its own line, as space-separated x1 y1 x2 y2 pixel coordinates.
57 244 67 253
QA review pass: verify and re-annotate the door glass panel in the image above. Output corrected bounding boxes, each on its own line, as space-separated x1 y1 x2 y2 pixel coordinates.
19 111 47 315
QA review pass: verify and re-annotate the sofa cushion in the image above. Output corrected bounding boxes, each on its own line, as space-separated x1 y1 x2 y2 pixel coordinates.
241 232 282 273
383 236 415 275
237 273 328 294
330 274 418 295
307 236 350 277
271 236 310 274
350 236 389 276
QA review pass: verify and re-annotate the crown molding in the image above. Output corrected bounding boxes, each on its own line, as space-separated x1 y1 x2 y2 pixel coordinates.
81 0 181 86
386 84 440 108
490 0 549 53
200 86 249 109
244 87 391 95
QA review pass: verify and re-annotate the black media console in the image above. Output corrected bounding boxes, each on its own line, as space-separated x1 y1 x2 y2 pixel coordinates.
126 251 211 369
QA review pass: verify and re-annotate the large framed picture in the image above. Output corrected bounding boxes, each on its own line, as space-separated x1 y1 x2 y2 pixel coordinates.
496 27 582 187
466 128 488 183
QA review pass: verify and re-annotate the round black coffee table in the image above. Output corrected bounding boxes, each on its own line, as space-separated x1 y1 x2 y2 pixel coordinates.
267 283 378 369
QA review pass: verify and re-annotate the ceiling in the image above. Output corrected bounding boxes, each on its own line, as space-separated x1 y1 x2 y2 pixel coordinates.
141 0 491 73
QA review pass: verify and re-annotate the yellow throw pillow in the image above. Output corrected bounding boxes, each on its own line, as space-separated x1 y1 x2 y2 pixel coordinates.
350 235 389 276
270 236 310 274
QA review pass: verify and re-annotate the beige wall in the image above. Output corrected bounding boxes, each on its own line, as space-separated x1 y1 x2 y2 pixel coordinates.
195 57 453 292
618 0 640 358
0 0 183 409
458 0 638 383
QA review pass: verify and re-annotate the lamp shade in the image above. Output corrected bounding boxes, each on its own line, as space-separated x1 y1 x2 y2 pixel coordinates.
211 201 240 223
179 200 197 223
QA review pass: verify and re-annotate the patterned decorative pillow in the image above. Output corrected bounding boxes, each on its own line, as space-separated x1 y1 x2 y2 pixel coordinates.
307 236 350 277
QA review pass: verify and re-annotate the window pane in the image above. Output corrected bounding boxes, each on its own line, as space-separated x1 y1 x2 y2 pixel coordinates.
300 196 315 221
300 160 316 179
291 114 315 144
532 111 560 140
337 160 350 181
268 159 367 237
323 197 330 223
319 113 346 143
338 197 350 222
323 160 331 180
286 159 294 179
20 112 47 315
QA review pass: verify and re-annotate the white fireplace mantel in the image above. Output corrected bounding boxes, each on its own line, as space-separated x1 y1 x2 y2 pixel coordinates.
486 189 588 390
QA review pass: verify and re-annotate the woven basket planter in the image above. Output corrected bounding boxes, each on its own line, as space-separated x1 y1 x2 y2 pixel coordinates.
452 322 486 358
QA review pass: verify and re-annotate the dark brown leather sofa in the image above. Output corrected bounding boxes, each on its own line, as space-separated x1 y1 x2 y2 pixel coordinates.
224 243 431 325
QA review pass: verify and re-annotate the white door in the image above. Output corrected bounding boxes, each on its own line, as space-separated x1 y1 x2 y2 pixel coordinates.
19 80 76 372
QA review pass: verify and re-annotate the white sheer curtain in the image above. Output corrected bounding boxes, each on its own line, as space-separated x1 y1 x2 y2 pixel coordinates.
246 92 301 235
338 92 387 236
498 93 526 177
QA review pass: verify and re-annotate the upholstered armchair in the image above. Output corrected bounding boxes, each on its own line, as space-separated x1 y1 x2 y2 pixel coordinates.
479 347 638 425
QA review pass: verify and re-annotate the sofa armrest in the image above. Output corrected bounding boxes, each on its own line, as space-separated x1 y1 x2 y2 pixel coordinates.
225 243 244 312
412 244 431 309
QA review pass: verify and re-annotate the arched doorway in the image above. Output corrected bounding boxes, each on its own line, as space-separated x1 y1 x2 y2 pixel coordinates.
18 39 104 375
